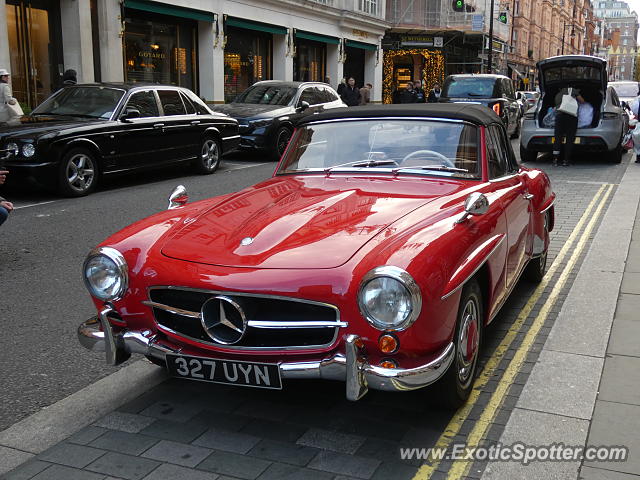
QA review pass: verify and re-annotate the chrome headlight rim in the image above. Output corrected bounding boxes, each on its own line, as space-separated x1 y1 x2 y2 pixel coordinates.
357 266 422 331
21 143 35 157
82 246 128 301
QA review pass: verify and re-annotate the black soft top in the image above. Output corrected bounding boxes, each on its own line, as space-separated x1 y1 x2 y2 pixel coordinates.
300 103 501 127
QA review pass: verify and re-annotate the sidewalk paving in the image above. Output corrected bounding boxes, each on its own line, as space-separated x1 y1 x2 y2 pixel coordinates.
482 161 640 479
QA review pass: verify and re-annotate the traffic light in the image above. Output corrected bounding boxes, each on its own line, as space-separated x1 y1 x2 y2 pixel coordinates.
452 0 464 12
498 11 508 23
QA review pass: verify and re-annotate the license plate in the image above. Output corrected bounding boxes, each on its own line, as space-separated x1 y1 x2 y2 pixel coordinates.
551 137 581 144
166 354 282 390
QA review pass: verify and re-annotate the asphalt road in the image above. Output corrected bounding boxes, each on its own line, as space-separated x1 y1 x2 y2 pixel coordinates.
0 140 631 480
0 153 274 431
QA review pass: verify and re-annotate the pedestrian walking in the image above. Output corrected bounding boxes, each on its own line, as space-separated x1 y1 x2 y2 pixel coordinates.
413 80 426 103
427 82 442 103
340 77 361 107
398 82 417 104
552 86 584 167
62 69 77 86
360 83 372 105
0 69 19 125
0 169 13 227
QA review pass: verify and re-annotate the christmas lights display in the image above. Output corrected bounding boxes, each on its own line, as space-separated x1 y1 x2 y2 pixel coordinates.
382 49 445 104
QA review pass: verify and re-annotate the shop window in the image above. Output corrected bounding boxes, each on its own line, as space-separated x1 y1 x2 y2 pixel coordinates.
126 90 159 117
158 89 187 115
224 26 273 103
294 39 326 82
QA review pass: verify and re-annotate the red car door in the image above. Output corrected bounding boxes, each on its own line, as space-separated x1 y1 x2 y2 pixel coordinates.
485 125 531 291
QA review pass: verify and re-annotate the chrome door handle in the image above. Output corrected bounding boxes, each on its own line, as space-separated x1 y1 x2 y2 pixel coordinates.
191 120 201 125
523 193 534 200
153 123 165 129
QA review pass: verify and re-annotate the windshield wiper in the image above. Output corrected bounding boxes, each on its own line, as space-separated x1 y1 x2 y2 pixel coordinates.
392 165 469 174
324 159 398 173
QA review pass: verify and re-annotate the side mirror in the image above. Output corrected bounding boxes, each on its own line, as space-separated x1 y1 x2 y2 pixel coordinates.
168 185 188 210
455 192 490 224
296 101 310 113
120 108 141 121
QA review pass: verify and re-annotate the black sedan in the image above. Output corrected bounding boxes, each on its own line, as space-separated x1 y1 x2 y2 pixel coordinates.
0 84 239 196
211 81 346 160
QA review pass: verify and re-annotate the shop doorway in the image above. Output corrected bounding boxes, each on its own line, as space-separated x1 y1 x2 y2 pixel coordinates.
343 46 365 87
5 0 63 110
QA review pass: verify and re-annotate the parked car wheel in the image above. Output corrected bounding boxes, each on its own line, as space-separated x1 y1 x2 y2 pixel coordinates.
511 119 521 139
519 145 537 163
607 140 623 164
273 126 292 161
57 148 98 197
194 137 221 174
433 279 483 410
524 212 550 283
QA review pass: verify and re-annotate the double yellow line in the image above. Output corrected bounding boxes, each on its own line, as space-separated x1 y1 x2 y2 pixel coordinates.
413 183 615 480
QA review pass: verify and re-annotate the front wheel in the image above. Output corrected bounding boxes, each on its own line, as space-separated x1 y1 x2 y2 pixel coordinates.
57 148 98 197
524 211 550 283
193 137 221 174
432 280 483 410
272 126 292 161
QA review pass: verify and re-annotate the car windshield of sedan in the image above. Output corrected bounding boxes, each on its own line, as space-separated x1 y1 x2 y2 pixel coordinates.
443 78 497 98
32 87 126 119
234 85 298 106
278 119 480 179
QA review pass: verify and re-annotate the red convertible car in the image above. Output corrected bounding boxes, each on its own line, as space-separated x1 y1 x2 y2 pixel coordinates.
79 104 555 408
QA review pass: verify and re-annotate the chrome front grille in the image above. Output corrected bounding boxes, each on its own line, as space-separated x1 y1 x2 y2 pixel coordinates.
145 287 344 350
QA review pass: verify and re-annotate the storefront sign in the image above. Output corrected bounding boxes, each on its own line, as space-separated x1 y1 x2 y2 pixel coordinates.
138 51 166 59
352 29 369 39
401 35 443 47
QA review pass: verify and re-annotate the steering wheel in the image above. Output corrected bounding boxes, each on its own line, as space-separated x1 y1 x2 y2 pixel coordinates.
401 149 454 167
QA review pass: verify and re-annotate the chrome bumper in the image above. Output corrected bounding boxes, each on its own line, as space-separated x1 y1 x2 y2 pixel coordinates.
78 307 454 401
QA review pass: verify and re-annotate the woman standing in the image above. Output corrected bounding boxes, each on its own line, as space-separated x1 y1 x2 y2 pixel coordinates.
0 69 18 125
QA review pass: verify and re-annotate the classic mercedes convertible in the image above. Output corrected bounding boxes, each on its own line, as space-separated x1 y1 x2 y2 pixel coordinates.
78 104 555 408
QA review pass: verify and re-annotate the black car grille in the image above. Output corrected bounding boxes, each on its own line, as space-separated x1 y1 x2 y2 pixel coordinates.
147 287 342 350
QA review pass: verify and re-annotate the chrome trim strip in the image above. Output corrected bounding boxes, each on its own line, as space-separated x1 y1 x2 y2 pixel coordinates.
248 320 348 329
540 199 555 214
441 236 506 300
222 135 241 140
303 116 467 126
142 300 200 318
77 319 455 398
488 173 519 183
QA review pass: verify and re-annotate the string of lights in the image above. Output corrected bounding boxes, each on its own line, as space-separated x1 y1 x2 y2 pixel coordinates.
382 49 445 104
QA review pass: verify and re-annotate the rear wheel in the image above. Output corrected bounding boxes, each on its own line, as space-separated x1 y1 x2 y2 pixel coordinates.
57 148 98 197
524 211 550 283
607 140 623 164
432 280 483 410
519 145 537 163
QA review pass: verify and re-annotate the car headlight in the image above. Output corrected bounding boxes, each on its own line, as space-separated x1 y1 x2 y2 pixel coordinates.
83 247 128 301
6 142 18 156
22 143 35 157
358 266 422 331
249 118 273 129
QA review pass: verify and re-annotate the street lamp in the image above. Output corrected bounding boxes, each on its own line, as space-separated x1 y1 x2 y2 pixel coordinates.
561 21 576 55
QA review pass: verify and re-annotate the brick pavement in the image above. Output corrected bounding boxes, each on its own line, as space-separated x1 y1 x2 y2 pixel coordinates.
1 149 632 480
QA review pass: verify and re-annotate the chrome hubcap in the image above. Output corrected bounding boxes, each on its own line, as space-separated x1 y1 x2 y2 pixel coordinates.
457 298 479 387
66 154 95 192
201 140 219 170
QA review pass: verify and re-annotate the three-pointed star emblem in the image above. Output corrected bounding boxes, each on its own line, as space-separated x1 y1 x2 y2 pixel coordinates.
215 302 244 334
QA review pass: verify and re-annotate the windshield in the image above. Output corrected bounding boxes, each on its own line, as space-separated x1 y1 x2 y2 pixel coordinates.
278 119 480 179
611 83 638 97
32 86 125 119
234 85 297 105
442 77 497 98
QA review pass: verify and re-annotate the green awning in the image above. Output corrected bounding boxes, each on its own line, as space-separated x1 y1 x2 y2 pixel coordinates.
345 39 377 51
226 17 287 35
296 31 340 45
124 0 215 22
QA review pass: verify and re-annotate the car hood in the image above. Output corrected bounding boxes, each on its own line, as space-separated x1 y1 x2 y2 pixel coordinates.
0 115 105 140
161 175 456 269
537 55 607 92
210 103 291 120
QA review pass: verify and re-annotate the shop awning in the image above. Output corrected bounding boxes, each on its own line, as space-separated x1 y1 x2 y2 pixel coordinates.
345 39 377 51
226 17 287 35
124 0 215 22
508 64 525 79
296 31 340 45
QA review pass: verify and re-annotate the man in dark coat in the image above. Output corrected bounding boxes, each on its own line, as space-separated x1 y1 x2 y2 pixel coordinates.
398 82 417 104
413 80 426 103
427 82 442 103
341 77 361 107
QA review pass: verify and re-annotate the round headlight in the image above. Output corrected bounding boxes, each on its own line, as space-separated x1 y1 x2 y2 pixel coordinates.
83 247 128 301
22 143 35 157
6 142 19 156
358 266 422 331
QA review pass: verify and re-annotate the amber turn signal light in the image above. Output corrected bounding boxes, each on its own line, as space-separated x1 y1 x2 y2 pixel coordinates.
378 333 399 354
492 102 501 116
379 359 399 369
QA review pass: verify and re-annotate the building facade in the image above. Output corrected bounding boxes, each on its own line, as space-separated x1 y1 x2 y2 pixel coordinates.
0 0 388 109
593 1 638 81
